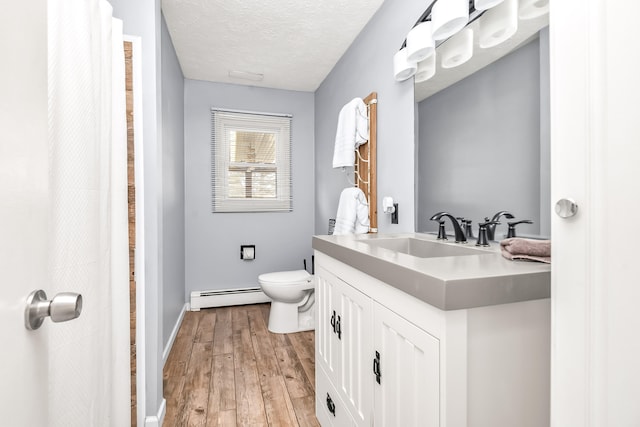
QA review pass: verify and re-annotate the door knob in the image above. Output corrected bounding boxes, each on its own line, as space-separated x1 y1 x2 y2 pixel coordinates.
25 289 83 330
555 198 578 218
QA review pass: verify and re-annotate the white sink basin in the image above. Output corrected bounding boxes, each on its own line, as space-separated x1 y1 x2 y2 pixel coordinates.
361 237 488 258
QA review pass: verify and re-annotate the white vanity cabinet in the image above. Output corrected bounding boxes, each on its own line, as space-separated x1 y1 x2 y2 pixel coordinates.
315 261 440 427
314 250 550 427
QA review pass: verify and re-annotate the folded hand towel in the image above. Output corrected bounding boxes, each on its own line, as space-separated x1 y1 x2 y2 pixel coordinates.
332 98 369 168
333 187 370 235
500 238 551 264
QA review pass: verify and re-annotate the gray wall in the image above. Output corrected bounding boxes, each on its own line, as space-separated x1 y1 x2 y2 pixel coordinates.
417 37 550 239
539 27 551 236
160 15 185 348
184 80 315 294
109 0 165 421
314 0 428 234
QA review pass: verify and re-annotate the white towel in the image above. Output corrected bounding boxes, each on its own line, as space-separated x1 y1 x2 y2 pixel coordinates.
332 98 369 168
333 187 370 235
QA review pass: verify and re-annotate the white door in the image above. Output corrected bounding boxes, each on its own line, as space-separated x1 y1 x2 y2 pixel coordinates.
0 1 49 425
1 2 130 425
550 0 640 425
373 302 440 427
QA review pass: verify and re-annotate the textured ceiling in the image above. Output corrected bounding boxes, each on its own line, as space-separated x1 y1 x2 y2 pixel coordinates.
162 0 386 92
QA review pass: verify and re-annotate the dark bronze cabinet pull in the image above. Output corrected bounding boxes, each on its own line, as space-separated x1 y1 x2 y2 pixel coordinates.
326 393 336 416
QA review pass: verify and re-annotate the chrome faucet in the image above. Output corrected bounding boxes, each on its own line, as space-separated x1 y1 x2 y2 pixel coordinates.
485 210 515 241
430 212 467 243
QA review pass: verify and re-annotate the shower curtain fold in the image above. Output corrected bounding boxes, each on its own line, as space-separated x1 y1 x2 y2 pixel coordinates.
48 0 130 425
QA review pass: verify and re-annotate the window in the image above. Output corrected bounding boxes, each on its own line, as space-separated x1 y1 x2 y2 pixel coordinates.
211 109 292 212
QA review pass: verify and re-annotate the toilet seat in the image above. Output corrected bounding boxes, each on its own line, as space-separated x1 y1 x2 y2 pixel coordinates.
258 270 312 286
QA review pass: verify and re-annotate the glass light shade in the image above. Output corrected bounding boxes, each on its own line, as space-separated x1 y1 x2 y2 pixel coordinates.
474 0 505 10
478 0 518 49
414 52 437 83
519 0 549 19
406 22 436 63
393 48 418 81
440 28 473 69
431 0 469 41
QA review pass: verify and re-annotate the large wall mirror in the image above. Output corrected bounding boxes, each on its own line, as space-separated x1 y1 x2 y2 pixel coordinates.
414 4 549 240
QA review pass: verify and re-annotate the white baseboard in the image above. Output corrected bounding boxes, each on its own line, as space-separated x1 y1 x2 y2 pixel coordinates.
144 398 166 427
163 303 188 367
190 287 270 311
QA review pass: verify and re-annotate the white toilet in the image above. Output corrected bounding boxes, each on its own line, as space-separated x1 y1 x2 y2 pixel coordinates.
258 269 315 334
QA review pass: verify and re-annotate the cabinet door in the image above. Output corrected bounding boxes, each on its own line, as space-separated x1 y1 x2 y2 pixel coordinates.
333 276 373 427
373 302 440 427
316 268 338 378
315 266 373 427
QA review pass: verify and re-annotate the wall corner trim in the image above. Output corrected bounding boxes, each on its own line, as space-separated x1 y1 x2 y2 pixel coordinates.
144 398 166 427
162 303 188 367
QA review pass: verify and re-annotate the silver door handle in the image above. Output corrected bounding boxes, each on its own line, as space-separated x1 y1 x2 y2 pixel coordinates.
25 289 83 330
555 198 579 218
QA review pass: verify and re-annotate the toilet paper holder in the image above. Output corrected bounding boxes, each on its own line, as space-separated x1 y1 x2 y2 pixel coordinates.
240 245 255 260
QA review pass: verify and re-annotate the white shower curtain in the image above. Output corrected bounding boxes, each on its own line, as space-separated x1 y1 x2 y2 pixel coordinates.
48 0 130 425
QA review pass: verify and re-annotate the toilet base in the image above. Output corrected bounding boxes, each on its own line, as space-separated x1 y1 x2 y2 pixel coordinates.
267 301 315 334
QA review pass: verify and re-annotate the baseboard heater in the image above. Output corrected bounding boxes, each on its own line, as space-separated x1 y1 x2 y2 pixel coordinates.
190 287 270 311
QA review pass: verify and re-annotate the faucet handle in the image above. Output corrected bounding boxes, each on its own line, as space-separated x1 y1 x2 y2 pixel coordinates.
476 220 500 247
506 220 533 238
430 215 448 240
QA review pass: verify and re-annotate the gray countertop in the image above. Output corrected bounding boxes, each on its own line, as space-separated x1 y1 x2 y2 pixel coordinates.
312 233 551 310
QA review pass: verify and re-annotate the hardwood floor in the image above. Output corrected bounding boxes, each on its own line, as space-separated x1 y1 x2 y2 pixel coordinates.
163 303 320 426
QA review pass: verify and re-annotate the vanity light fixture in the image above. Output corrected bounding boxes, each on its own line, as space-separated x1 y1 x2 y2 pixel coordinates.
394 0 545 83
393 47 418 81
406 21 435 63
478 0 518 49
415 52 437 83
441 28 474 68
474 0 505 11
518 0 549 20
431 0 470 41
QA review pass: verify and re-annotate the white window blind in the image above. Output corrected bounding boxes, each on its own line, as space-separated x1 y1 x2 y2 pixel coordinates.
211 109 292 212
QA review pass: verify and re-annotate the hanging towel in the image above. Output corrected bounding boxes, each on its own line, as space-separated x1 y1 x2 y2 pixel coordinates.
332 98 369 168
500 238 551 264
333 187 370 235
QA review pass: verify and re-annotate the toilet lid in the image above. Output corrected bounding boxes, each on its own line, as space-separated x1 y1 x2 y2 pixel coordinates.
258 269 312 285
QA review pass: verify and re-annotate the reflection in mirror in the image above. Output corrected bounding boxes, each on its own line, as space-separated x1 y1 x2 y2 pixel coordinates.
415 21 550 240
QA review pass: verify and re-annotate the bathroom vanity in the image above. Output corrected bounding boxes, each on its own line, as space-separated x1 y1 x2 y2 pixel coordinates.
312 233 550 427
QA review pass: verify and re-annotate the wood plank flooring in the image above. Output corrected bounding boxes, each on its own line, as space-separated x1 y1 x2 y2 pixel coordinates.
163 303 319 427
